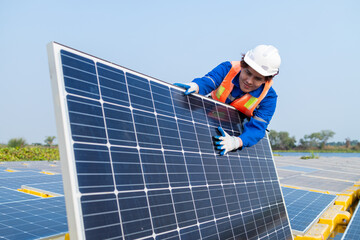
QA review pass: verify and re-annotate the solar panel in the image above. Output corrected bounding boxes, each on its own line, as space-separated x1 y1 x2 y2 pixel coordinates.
47 42 293 240
0 187 40 204
0 171 63 189
281 187 336 233
0 171 68 240
0 196 67 239
342 201 360 239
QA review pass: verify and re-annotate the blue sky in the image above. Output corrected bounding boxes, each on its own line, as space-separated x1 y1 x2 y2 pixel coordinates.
1 0 359 144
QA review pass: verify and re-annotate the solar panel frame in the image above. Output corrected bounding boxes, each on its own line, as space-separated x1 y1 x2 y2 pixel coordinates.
47 42 293 240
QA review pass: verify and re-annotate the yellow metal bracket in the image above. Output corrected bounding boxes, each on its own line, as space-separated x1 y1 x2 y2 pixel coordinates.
318 205 350 232
40 171 56 175
294 223 331 240
18 188 55 198
338 186 360 203
335 195 352 211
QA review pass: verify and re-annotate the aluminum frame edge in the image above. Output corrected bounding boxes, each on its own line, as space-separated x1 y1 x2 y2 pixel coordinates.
47 41 84 240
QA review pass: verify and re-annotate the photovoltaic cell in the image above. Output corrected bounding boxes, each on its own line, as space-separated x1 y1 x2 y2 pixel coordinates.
342 202 360 239
47 42 293 240
281 187 336 233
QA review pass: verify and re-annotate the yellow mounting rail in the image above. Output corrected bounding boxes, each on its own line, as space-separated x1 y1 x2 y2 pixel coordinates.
40 171 56 175
18 188 56 198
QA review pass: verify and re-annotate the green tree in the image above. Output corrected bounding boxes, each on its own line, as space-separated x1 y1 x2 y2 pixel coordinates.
8 138 27 148
300 130 335 149
269 130 280 148
318 130 335 149
269 130 296 150
44 136 56 147
302 132 322 148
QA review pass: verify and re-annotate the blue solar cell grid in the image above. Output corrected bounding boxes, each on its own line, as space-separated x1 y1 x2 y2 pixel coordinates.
0 171 63 190
0 187 40 204
282 187 336 232
0 165 68 240
342 202 360 239
0 197 67 240
48 42 293 240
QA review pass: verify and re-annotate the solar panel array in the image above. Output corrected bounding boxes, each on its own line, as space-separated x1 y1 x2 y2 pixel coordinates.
0 196 67 239
342 202 360 239
0 170 68 240
0 170 63 190
47 42 293 240
281 187 336 233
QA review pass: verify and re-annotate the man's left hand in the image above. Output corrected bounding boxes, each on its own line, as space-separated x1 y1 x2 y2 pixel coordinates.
214 126 242 155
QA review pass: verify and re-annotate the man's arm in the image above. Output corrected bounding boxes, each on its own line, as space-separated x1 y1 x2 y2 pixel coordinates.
192 61 232 95
240 89 277 147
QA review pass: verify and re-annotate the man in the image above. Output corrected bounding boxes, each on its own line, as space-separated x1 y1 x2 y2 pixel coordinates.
174 45 281 155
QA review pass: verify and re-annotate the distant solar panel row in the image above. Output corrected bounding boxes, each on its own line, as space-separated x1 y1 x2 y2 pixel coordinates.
48 42 292 239
0 171 63 190
281 187 336 233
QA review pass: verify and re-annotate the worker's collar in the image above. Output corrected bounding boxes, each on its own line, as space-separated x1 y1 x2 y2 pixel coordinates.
233 74 240 88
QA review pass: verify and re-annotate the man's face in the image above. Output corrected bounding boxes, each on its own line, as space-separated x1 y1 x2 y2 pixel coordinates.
239 66 266 93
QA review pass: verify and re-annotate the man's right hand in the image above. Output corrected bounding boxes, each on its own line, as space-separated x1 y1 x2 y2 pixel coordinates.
174 82 199 95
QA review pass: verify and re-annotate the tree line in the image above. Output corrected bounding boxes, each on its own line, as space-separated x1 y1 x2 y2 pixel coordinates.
269 130 360 151
0 137 59 161
3 136 56 148
2 133 360 152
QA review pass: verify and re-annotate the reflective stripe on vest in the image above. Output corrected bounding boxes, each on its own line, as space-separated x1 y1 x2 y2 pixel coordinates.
211 61 273 117
211 61 240 102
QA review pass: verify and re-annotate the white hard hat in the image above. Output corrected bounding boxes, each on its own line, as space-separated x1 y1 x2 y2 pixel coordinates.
244 45 281 76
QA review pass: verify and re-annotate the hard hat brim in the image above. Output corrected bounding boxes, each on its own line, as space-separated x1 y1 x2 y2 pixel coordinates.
244 53 274 77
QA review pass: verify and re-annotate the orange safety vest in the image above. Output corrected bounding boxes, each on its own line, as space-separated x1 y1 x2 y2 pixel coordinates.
211 61 273 117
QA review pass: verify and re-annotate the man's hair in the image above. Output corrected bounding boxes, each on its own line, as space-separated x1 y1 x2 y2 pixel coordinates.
240 54 277 81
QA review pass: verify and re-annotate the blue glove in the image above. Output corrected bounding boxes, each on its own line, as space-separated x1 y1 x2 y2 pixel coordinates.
214 126 242 155
174 82 199 95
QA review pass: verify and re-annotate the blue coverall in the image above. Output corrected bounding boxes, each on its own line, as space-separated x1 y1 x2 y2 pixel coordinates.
192 61 278 147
